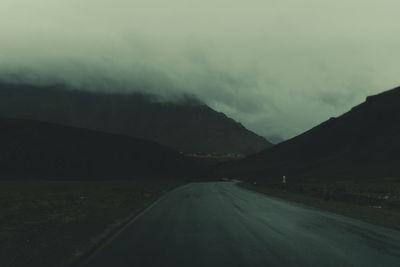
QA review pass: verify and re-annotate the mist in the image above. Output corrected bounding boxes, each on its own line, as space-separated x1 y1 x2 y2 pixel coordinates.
1 0 400 139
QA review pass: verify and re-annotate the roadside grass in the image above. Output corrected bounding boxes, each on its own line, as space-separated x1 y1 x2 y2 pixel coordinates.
0 180 184 267
240 177 400 231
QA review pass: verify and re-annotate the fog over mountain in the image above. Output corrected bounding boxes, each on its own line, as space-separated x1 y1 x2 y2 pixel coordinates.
1 0 400 139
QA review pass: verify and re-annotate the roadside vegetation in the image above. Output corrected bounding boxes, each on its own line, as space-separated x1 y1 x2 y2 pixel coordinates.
240 177 400 231
0 180 184 267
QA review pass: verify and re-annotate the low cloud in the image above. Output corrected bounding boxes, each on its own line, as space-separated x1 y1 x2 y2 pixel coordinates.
1 0 399 139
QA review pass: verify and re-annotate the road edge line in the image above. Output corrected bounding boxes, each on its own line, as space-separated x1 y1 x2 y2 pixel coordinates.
69 182 186 266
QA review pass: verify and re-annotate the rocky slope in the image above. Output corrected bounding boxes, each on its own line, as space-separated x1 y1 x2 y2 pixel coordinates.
0 83 271 155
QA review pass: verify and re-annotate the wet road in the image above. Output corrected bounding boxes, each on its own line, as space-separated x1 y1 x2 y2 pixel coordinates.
84 182 400 267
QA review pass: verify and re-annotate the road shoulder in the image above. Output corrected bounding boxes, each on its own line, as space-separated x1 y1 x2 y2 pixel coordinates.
239 181 400 232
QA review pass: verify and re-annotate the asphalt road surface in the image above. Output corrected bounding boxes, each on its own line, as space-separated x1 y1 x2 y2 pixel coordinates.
83 182 400 267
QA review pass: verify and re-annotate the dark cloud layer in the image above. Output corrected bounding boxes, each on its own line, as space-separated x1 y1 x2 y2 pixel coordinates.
1 0 400 139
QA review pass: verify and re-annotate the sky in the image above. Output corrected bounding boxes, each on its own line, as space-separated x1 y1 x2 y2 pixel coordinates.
1 0 400 140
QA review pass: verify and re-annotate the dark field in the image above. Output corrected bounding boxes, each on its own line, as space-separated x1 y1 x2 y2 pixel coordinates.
240 177 400 231
0 180 183 267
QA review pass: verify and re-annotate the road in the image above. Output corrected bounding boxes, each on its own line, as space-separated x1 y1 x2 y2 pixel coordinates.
83 182 400 267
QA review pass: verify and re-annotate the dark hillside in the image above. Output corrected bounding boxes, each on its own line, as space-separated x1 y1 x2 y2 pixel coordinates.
218 86 400 180
0 117 195 180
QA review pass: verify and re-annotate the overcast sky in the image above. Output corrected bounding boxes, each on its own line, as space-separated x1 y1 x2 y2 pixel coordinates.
1 0 399 139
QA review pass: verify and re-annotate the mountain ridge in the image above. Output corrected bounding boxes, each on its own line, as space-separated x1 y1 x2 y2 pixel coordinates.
217 86 400 180
0 83 271 155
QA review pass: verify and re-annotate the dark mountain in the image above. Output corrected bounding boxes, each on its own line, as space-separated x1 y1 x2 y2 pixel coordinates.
217 86 400 180
0 83 271 155
0 117 196 180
